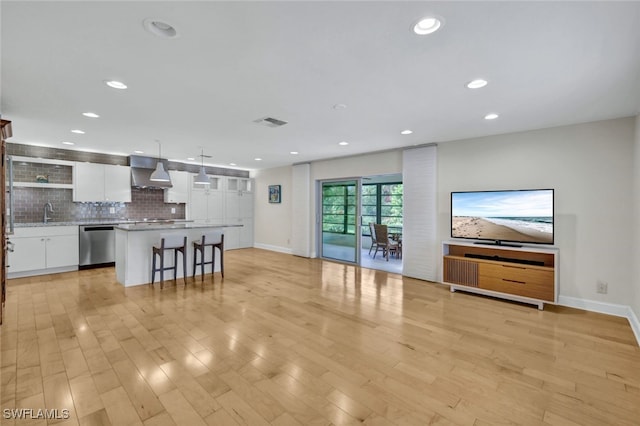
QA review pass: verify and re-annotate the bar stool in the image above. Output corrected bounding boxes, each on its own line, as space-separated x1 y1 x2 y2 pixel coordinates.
192 231 224 280
151 234 187 288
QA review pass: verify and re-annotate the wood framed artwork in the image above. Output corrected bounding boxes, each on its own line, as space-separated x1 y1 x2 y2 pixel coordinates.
269 185 281 203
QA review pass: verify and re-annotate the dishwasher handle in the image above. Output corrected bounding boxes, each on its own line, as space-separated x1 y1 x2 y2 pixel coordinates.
82 226 115 232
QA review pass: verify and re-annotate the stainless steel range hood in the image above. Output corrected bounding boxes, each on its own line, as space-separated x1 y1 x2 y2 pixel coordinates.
130 155 172 189
131 167 172 189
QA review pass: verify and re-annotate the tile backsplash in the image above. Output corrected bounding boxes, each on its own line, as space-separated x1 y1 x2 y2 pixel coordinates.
11 187 185 223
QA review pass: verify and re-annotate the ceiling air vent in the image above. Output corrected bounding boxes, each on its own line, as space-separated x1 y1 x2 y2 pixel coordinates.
253 116 288 128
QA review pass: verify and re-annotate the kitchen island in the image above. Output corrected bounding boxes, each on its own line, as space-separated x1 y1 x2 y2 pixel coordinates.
115 222 241 287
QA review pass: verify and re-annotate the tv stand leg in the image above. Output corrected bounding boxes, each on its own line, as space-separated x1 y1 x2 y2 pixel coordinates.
537 302 544 310
450 286 456 293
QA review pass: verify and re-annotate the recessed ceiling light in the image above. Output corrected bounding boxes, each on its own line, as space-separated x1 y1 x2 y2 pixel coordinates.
333 104 347 110
134 150 144 154
290 151 299 155
401 130 413 135
71 129 85 134
467 79 488 89
105 80 127 90
339 141 349 146
254 158 262 161
143 18 178 38
229 163 237 166
82 112 100 118
62 141 74 146
187 157 195 161
484 113 499 120
413 16 443 35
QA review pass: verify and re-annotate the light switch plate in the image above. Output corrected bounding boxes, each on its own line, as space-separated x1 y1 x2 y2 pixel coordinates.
171 207 176 214
109 207 115 214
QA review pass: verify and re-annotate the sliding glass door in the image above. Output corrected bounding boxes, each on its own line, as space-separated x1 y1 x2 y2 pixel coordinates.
320 179 360 264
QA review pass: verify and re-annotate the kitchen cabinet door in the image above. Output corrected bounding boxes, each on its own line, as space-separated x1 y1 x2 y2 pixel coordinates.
7 237 46 272
45 235 80 268
164 170 189 203
208 191 224 222
74 162 105 202
104 164 131 202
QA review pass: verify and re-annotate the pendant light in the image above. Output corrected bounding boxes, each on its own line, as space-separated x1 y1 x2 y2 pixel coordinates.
149 140 171 182
194 148 210 185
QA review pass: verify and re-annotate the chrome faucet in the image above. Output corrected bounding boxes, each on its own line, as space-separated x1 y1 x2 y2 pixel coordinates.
43 202 54 224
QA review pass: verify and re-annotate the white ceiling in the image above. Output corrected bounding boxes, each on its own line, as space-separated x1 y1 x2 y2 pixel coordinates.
2 1 640 171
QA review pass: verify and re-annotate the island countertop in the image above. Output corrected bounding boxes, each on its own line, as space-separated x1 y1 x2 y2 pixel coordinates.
115 222 242 232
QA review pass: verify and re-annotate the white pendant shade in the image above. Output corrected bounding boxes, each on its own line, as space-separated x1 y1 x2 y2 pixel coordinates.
149 161 170 182
194 148 210 185
194 166 209 185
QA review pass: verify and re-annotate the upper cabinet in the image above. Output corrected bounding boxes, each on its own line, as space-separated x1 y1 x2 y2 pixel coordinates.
164 170 190 203
226 177 252 193
9 156 75 189
74 162 131 202
104 164 131 202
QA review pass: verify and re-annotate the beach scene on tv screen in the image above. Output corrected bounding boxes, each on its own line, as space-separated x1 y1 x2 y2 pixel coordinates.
451 190 553 244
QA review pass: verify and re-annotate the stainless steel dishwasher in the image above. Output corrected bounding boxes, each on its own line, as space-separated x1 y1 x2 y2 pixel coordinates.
79 225 115 268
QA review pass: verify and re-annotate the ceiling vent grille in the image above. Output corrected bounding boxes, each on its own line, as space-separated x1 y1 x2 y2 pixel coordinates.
253 116 288 127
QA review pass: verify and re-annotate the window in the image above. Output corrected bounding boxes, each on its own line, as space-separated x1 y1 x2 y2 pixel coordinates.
361 183 403 236
322 183 357 234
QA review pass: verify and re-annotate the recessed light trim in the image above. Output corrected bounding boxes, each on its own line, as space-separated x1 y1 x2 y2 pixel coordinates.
339 141 349 146
134 150 144 154
484 113 499 120
254 158 262 161
143 18 178 38
229 163 237 166
187 157 195 161
62 141 75 146
413 16 443 35
290 151 299 155
467 79 488 89
71 129 85 134
105 80 127 90
401 130 413 135
82 112 100 118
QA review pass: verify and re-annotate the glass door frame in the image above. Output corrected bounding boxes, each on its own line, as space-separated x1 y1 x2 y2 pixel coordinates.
317 178 362 265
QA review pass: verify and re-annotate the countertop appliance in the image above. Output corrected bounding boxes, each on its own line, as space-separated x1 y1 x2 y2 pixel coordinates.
79 224 115 268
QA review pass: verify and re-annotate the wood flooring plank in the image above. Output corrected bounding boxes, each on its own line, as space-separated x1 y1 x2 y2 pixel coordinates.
2 249 639 426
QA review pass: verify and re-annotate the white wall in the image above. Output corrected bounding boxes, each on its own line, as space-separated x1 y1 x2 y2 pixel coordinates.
632 115 640 329
438 117 635 305
253 166 293 253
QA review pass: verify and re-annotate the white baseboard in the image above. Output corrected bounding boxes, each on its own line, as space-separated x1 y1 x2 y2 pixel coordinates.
253 243 293 255
629 307 640 348
558 296 640 347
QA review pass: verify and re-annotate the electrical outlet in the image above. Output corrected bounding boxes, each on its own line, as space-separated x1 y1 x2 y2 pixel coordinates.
171 207 176 214
597 280 608 294
109 207 115 214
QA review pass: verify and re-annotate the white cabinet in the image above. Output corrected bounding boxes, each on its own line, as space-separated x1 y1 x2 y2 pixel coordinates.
74 162 131 202
186 175 254 249
104 164 131 202
188 175 224 223
226 177 252 193
8 226 79 276
164 170 190 203
224 178 254 249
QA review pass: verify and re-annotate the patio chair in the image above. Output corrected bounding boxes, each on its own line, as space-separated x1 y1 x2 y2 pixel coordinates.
368 222 378 256
373 224 400 261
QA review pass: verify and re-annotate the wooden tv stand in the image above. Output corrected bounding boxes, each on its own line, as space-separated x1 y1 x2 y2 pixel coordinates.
441 240 558 310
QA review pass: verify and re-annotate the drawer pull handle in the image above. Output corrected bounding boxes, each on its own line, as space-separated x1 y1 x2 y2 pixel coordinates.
503 279 526 285
502 265 526 270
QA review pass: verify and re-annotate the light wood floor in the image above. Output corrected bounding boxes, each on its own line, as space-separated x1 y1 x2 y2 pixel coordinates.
1 248 638 426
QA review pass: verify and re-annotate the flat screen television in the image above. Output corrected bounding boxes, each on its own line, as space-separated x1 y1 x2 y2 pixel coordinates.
451 189 554 246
